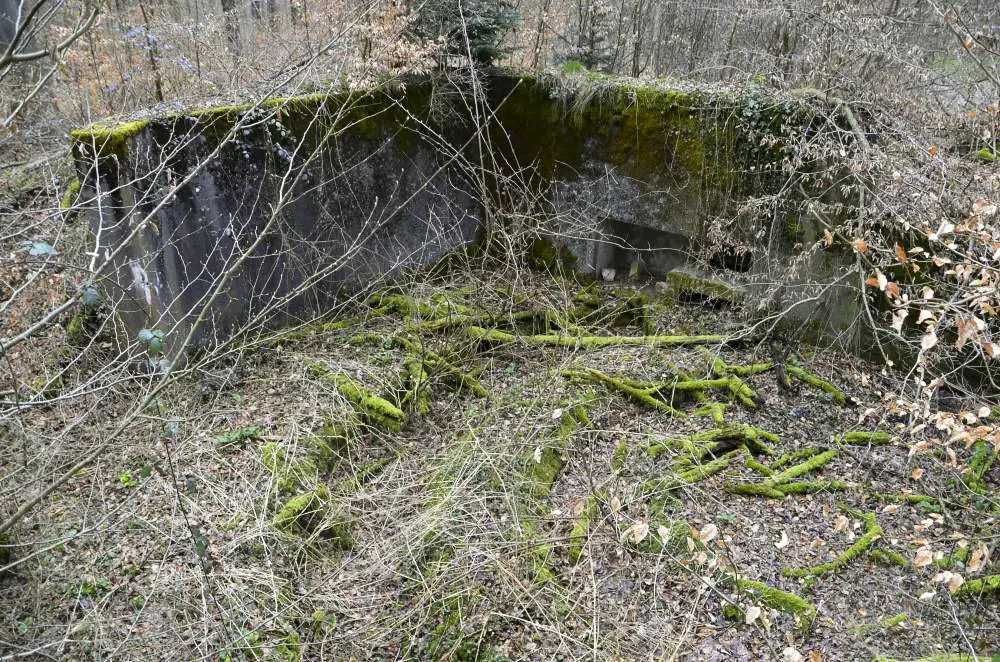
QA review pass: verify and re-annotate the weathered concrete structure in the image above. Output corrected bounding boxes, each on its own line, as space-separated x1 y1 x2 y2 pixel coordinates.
72 73 855 351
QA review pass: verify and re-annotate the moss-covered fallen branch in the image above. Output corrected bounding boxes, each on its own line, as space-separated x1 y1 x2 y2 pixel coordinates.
783 512 881 577
787 364 847 405
530 406 590 497
698 348 773 378
277 316 362 342
873 655 977 662
871 493 936 505
953 574 1000 598
352 333 488 398
840 431 891 446
468 326 727 347
563 367 685 417
731 577 817 631
401 358 432 416
869 548 909 567
725 482 786 499
643 376 758 409
677 447 745 483
769 449 837 485
852 611 908 635
771 447 823 470
273 485 330 533
725 479 848 499
568 496 600 564
744 456 774 476
651 424 778 462
307 362 406 431
692 399 727 424
777 480 849 494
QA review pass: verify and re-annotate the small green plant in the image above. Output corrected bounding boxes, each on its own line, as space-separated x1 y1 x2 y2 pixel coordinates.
137 328 166 355
119 472 138 488
78 575 110 597
216 425 262 449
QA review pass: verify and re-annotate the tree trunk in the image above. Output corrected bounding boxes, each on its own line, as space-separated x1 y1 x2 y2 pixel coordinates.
220 0 241 54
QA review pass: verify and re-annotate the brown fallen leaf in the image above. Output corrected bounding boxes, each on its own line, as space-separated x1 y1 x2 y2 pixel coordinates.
697 522 718 544
621 520 649 544
911 467 923 480
968 543 989 572
783 646 804 662
914 546 933 569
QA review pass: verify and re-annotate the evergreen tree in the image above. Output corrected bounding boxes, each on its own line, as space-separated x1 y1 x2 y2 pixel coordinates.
410 0 518 66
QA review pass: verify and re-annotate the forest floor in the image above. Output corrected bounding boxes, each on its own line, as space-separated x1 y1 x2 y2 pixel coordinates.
1 225 998 660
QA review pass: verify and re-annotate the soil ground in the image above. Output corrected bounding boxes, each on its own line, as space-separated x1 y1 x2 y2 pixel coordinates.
1 255 997 661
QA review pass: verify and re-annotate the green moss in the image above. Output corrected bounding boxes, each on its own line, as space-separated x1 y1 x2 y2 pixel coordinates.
871 493 936 505
568 496 599 564
307 363 406 432
841 431 891 446
692 402 727 423
612 442 629 472
783 512 881 577
787 364 847 405
369 292 437 318
725 482 785 499
261 442 312 492
652 424 778 462
402 358 432 416
526 236 578 274
354 333 488 398
722 603 743 621
530 448 564 497
964 440 996 492
953 574 1000 598
529 406 589 497
469 326 726 347
677 447 745 483
769 449 837 485
734 578 817 631
60 178 81 210
421 594 505 661
744 456 774 476
563 367 686 416
776 480 849 494
70 120 150 159
976 147 998 162
634 518 692 556
873 656 977 662
731 363 775 376
65 309 98 346
870 549 909 567
272 485 327 533
772 448 823 470
665 270 743 304
278 316 361 341
852 611 908 635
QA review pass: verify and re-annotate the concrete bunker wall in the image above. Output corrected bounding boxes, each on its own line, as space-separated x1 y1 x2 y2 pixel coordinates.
71 74 853 350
